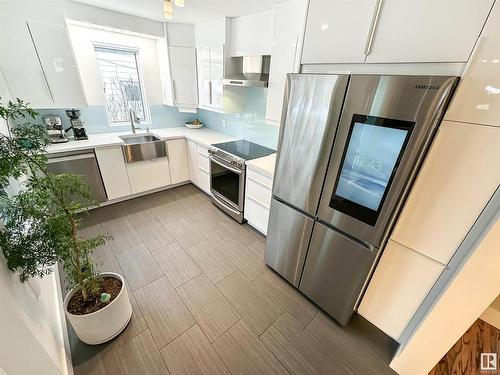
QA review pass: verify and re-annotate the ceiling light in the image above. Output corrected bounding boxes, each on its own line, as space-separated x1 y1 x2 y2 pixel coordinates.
175 0 185 7
164 0 173 19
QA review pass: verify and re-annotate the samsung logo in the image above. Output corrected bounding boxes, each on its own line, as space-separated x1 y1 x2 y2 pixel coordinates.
415 84 440 90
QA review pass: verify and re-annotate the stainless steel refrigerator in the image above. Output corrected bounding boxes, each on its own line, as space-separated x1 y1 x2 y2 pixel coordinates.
265 74 458 325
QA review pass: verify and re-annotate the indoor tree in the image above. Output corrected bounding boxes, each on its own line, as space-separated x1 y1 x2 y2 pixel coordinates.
0 98 109 304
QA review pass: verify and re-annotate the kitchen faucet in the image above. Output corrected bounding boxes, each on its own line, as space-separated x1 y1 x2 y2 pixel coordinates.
129 109 140 134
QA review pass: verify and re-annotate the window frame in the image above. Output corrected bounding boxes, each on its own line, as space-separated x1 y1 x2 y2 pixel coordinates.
93 42 152 126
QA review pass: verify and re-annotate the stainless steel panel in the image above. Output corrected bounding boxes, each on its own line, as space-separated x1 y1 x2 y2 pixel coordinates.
120 136 167 163
299 222 376 325
318 75 458 247
265 199 314 287
273 74 349 216
211 192 245 223
47 149 107 203
120 135 161 144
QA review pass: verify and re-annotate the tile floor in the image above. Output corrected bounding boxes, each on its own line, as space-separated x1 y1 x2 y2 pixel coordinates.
69 184 397 375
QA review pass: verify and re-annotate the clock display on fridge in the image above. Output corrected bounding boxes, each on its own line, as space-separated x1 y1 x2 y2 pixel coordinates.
330 115 414 225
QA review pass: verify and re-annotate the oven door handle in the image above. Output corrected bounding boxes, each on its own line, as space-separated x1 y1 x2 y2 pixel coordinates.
212 191 242 215
209 154 243 175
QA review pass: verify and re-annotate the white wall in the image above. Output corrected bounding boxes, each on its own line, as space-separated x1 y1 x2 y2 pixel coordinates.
62 0 164 37
0 257 70 375
66 22 164 106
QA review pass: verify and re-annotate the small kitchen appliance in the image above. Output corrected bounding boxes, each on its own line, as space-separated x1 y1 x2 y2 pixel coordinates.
43 115 69 144
66 109 88 140
209 140 275 223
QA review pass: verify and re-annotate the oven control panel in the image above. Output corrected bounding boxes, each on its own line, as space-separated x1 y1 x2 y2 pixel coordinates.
209 146 245 170
231 157 245 168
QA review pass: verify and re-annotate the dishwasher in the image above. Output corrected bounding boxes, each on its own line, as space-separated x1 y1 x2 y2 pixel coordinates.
47 149 108 203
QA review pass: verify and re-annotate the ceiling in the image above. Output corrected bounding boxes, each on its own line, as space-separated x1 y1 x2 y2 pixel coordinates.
72 0 285 24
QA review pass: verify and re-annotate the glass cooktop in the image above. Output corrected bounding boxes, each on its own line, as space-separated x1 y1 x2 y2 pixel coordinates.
212 140 275 160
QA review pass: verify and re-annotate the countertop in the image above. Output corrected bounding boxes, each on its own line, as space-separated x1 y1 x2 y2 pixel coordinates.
245 153 276 177
46 127 237 154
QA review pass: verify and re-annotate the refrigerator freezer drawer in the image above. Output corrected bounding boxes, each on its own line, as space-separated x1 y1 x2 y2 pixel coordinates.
299 222 376 325
265 199 314 287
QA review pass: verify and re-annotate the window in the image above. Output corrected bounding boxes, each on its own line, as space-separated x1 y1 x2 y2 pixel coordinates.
94 46 149 124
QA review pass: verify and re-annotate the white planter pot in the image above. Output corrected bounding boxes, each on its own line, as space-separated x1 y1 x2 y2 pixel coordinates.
64 272 132 345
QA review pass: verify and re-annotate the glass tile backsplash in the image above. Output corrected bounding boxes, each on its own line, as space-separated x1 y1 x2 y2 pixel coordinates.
198 87 279 150
33 87 279 149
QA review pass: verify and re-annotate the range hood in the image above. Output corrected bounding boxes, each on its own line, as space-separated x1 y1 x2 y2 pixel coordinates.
223 56 270 88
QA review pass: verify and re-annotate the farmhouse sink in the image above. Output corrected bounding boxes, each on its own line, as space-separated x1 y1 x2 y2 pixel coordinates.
120 134 166 163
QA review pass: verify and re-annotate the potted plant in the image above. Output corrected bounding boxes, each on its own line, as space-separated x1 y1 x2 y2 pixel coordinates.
0 98 132 345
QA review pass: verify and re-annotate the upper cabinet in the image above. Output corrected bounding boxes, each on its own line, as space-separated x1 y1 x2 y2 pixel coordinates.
169 46 198 109
302 0 494 65
27 21 86 107
366 0 495 63
166 23 198 110
445 2 500 127
194 18 234 112
302 0 379 64
0 0 86 108
230 10 275 57
265 0 308 124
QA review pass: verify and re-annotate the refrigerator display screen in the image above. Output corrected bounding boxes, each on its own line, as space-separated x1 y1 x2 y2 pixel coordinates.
330 114 414 225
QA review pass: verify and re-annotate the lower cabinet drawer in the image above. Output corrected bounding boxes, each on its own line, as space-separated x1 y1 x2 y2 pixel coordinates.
198 168 210 194
126 157 172 194
198 153 210 174
246 177 272 209
244 196 270 235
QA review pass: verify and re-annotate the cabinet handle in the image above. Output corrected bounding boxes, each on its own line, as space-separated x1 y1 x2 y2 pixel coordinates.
172 79 177 102
26 22 55 102
209 80 212 105
364 0 384 56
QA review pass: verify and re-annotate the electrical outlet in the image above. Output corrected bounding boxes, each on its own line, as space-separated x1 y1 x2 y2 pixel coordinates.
222 119 226 128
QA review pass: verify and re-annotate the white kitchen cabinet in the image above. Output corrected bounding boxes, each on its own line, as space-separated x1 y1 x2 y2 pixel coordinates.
391 121 500 265
358 240 445 340
167 139 190 185
302 0 493 65
187 139 198 184
302 0 379 64
266 34 298 124
126 157 171 194
157 27 174 107
27 21 86 107
366 0 494 63
196 46 224 111
445 2 500 127
231 10 275 57
0 18 53 106
186 140 210 194
244 167 273 235
197 47 211 108
209 47 224 110
0 1 86 108
196 143 211 194
266 0 308 124
169 46 198 109
94 146 131 200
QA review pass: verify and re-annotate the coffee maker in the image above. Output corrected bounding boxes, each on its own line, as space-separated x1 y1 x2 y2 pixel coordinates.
66 109 88 140
43 115 69 143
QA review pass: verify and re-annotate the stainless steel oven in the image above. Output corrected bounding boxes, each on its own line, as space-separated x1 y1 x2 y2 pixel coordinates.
209 151 246 223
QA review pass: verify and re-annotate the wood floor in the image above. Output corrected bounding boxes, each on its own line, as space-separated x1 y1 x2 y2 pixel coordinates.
68 184 397 375
429 319 500 375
